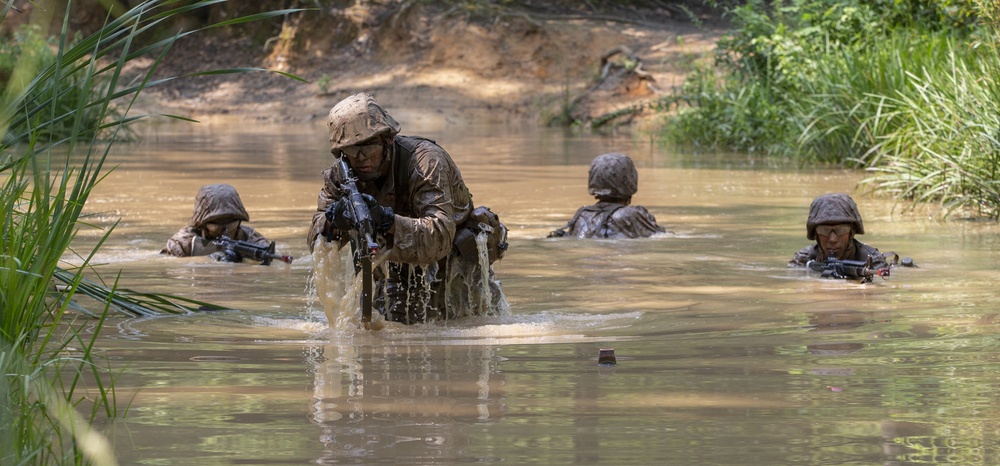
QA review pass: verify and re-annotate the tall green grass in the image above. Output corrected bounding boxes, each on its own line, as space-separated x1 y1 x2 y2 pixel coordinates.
855 18 1000 217
0 1 303 463
664 0 1000 218
795 32 967 164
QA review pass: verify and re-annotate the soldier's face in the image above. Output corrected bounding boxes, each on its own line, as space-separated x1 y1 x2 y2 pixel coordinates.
816 223 853 260
342 141 384 180
203 218 240 240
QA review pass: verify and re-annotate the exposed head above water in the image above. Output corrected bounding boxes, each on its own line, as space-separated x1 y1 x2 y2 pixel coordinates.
189 184 249 240
806 193 866 260
327 93 399 181
588 152 638 203
190 183 249 227
806 193 865 240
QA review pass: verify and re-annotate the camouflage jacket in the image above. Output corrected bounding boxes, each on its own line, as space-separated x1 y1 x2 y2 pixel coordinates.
788 239 889 270
161 225 269 257
550 201 664 239
161 183 270 257
308 135 474 265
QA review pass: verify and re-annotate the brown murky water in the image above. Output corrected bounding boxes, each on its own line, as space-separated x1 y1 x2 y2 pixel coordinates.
75 117 1000 465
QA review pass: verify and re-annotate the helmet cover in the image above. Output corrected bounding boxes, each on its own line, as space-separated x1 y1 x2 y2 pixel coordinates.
806 193 865 240
588 152 638 199
327 93 401 153
190 183 250 227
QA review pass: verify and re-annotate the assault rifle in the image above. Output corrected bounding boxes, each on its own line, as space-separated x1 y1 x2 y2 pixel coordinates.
806 255 889 284
335 157 380 326
213 236 293 266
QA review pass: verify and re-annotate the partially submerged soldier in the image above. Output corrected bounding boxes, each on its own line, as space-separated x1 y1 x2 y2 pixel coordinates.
548 152 665 239
308 92 508 324
162 183 275 263
788 192 890 272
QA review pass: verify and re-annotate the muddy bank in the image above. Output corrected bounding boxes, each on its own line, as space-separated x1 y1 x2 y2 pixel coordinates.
136 3 726 130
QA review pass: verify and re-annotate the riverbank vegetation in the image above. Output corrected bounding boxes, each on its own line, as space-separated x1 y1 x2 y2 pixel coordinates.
0 1 297 463
665 0 1000 218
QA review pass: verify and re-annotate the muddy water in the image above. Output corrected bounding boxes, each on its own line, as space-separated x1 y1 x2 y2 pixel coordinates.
78 117 1000 465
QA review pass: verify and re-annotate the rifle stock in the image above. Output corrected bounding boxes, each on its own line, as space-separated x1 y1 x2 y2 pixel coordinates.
336 158 379 325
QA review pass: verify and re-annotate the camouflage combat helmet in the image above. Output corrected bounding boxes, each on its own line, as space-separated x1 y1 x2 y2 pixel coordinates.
806 193 865 240
327 93 401 153
588 152 638 200
189 184 250 227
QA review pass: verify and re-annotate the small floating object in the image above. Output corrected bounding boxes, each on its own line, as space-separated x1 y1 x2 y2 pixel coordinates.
901 257 915 267
189 355 242 362
827 386 843 392
598 348 616 366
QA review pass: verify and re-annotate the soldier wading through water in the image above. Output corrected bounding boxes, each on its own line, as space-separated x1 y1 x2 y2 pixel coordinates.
162 183 274 263
788 192 891 271
549 152 665 239
308 93 509 324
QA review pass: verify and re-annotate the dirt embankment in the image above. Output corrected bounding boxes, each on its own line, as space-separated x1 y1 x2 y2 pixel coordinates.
138 2 727 130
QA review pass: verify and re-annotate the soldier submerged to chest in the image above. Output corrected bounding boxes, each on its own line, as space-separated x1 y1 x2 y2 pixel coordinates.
788 192 905 282
162 184 288 265
549 152 665 239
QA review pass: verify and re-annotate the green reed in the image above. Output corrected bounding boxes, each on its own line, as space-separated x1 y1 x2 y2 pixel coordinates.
664 0 1000 218
855 13 1000 217
795 32 966 164
1 1 302 464
665 66 799 156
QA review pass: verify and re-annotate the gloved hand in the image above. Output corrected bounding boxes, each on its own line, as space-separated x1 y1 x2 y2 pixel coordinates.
325 197 354 231
211 249 242 263
363 194 395 236
326 194 395 236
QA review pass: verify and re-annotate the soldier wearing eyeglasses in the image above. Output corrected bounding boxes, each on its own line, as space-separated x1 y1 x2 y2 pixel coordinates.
308 93 508 324
788 193 888 270
161 183 272 262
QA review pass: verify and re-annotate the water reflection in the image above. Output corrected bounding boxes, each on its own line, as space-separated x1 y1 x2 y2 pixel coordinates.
309 341 505 463
79 120 1000 465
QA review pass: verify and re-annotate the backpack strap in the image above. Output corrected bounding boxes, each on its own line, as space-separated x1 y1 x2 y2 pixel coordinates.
549 208 585 238
597 204 625 238
549 203 624 238
392 136 431 215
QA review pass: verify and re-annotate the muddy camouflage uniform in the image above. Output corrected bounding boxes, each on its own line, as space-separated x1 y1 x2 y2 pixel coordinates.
308 93 508 324
161 184 270 258
549 152 664 239
788 193 888 269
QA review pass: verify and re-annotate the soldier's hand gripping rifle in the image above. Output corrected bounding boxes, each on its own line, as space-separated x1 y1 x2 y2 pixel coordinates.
806 255 890 284
212 236 293 266
331 158 381 326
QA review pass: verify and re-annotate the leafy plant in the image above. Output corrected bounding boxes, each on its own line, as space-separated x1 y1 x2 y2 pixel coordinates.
0 1 303 463
317 72 331 93
857 32 1000 217
0 24 54 84
663 0 1000 218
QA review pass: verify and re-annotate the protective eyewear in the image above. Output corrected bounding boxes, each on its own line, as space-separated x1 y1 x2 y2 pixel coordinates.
341 142 382 161
204 219 240 238
815 224 852 237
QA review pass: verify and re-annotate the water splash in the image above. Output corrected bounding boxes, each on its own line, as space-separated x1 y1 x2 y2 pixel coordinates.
309 240 387 330
308 230 509 330
444 231 511 319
